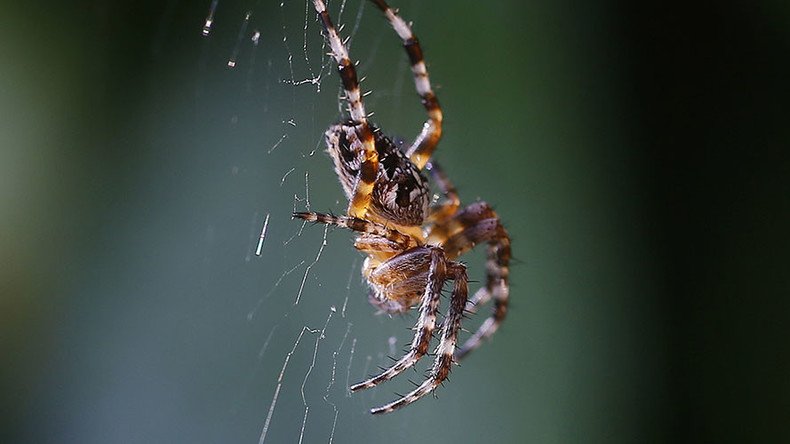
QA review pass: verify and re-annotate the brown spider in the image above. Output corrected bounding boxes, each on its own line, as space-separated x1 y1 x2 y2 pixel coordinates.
293 0 511 414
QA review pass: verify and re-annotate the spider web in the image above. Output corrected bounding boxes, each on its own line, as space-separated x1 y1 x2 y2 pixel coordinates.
6 1 683 442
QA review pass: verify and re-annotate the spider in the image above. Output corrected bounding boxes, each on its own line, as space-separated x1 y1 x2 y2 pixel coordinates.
293 0 511 414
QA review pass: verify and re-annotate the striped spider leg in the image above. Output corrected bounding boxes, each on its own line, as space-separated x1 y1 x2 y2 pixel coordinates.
426 198 512 360
368 0 443 170
293 212 470 415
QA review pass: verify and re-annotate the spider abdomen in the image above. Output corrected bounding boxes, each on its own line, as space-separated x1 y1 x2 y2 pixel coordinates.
325 123 430 227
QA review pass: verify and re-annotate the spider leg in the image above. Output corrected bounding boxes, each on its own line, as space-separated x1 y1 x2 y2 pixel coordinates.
437 202 511 360
422 164 494 312
370 262 468 414
351 247 446 391
369 0 442 170
313 0 378 218
425 161 460 224
293 211 411 248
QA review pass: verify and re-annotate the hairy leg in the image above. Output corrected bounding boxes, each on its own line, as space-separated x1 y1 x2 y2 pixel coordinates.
425 161 460 224
370 262 468 414
368 0 442 169
352 247 446 391
293 211 412 248
430 202 511 360
313 0 378 217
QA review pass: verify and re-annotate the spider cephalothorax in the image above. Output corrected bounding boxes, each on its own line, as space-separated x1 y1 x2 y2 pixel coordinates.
293 0 511 414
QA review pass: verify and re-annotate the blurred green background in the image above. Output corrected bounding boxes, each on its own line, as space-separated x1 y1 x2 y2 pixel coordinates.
2 0 788 443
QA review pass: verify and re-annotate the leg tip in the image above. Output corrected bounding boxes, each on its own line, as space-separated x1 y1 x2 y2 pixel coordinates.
349 382 367 392
292 211 314 221
369 406 388 415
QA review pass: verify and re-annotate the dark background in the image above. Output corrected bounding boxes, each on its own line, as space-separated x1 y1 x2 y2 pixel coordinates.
2 0 788 442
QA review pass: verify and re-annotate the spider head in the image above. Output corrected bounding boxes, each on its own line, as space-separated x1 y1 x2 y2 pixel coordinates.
325 122 431 227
